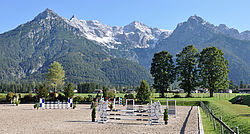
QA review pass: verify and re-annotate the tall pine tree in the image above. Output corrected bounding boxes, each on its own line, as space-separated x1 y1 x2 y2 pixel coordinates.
136 80 151 103
36 83 48 98
64 83 74 99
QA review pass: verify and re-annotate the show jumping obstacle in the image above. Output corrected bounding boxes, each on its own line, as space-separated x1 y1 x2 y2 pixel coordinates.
167 99 176 117
118 97 122 105
98 99 163 125
11 96 19 106
39 98 73 109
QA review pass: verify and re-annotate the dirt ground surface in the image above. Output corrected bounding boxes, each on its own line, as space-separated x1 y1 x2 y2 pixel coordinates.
0 104 199 134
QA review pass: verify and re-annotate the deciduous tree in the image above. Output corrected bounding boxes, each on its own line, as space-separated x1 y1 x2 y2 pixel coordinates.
45 61 65 92
199 46 229 97
176 45 199 97
151 51 176 97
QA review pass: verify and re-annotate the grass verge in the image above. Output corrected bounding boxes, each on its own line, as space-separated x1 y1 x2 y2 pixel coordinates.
203 100 250 134
200 106 217 134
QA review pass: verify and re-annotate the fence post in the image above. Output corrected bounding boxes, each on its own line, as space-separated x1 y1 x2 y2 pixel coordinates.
208 106 212 121
235 127 239 134
220 116 224 134
206 107 209 117
212 110 216 130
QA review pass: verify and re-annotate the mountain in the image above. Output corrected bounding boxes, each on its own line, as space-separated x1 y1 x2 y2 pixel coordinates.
153 15 250 84
65 16 172 49
63 13 250 84
0 9 152 86
0 9 249 85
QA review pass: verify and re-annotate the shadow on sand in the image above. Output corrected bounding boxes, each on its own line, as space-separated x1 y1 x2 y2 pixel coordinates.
180 106 193 134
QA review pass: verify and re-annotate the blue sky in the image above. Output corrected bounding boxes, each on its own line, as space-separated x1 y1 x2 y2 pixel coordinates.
0 0 249 33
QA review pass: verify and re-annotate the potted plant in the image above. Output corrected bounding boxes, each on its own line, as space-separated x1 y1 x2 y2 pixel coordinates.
34 103 40 110
164 108 168 124
15 99 20 106
110 102 113 110
73 103 76 109
92 105 96 122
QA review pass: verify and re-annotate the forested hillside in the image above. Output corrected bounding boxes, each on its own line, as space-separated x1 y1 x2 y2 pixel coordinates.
0 9 152 86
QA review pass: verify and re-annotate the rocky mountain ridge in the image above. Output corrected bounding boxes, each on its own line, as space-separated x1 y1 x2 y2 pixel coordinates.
0 8 249 84
64 14 172 50
178 15 250 41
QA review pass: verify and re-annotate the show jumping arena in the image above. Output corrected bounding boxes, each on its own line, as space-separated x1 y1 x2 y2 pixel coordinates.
0 104 201 134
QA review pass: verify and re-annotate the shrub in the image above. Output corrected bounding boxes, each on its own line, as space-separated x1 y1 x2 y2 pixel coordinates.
15 99 20 106
84 95 93 102
124 94 134 99
92 105 96 122
73 96 84 103
6 92 15 101
107 91 115 99
57 92 66 102
48 92 59 100
23 93 34 103
34 103 40 110
18 94 22 99
109 102 113 110
164 108 168 124
73 103 76 109
0 95 6 102
173 94 182 98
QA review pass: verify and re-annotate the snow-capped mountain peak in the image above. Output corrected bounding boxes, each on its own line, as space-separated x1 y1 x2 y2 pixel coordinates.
34 8 60 21
64 15 172 49
70 15 78 20
124 21 151 34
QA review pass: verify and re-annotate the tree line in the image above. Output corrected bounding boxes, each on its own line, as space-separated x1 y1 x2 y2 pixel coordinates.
0 82 38 93
151 45 230 97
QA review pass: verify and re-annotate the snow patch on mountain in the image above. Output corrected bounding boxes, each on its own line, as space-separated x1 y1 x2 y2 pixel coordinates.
64 15 173 49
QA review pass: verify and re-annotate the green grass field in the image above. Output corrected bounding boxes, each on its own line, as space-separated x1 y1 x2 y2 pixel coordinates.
200 107 217 134
200 95 250 134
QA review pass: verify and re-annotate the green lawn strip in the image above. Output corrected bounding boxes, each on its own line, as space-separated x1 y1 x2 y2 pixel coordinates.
208 100 250 134
199 106 217 134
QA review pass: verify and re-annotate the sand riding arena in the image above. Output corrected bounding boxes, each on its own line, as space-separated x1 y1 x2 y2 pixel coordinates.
0 104 201 134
